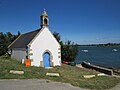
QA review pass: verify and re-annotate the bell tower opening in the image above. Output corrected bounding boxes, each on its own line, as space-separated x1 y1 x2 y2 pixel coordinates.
44 18 48 25
40 9 49 28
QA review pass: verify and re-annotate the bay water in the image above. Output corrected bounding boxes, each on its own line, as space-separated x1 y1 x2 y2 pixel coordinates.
75 46 120 68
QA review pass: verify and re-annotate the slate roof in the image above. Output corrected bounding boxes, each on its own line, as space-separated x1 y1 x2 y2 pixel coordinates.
9 29 41 49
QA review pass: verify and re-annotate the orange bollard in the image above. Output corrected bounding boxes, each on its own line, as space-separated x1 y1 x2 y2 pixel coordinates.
25 59 31 67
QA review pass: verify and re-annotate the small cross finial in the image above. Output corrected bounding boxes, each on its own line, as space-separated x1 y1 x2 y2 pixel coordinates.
42 8 48 16
44 8 46 11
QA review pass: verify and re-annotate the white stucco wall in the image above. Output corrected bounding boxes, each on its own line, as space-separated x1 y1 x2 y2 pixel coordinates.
29 27 61 67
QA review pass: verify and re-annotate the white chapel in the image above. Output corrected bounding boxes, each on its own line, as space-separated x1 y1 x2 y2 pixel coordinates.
8 9 61 67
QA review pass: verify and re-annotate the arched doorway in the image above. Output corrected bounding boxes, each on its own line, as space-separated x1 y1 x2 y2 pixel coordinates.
43 52 50 67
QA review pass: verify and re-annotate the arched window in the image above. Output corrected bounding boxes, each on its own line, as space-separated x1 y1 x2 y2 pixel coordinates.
44 18 48 25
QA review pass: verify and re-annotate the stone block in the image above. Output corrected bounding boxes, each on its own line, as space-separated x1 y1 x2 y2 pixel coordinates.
9 70 24 74
83 75 95 79
46 73 60 77
97 73 106 76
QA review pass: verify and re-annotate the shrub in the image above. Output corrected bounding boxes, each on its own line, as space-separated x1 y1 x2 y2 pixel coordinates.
53 32 79 62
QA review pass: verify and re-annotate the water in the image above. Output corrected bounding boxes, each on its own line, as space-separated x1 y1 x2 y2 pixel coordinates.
75 46 120 68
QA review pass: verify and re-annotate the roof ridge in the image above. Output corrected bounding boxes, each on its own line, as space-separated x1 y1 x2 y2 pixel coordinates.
22 28 41 35
8 28 41 49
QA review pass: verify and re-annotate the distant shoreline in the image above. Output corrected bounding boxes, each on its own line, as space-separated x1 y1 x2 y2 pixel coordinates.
78 43 120 47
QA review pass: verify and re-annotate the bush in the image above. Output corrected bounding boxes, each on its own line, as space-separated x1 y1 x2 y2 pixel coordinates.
53 32 79 62
61 40 79 62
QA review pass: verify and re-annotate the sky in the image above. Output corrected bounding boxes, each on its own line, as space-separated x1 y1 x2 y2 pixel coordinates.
0 0 120 44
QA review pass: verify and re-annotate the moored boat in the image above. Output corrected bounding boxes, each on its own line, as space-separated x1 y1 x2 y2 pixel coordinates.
112 49 117 52
82 50 88 52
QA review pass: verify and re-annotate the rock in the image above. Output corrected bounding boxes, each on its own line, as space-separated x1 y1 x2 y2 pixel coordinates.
97 73 106 76
83 75 95 79
76 64 84 68
9 70 24 74
46 73 60 77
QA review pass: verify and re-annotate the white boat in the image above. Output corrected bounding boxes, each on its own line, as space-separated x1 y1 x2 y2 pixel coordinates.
82 50 88 52
112 49 117 52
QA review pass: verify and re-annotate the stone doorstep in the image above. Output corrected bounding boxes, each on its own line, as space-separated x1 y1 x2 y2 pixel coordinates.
9 70 24 75
46 73 60 77
45 67 53 69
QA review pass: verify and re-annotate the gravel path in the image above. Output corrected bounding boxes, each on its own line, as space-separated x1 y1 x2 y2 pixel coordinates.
0 79 87 90
0 79 119 90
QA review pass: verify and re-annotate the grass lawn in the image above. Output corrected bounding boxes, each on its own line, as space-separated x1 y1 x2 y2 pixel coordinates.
0 55 120 89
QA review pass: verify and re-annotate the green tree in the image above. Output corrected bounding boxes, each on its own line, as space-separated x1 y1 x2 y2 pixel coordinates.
61 40 79 62
53 32 63 45
0 32 18 56
53 32 79 62
0 32 6 55
17 31 21 37
53 32 61 42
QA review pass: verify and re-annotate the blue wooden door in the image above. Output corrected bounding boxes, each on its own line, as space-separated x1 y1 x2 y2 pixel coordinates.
44 53 50 67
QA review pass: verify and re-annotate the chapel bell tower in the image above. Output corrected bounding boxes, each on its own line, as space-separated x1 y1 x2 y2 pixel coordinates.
40 9 49 28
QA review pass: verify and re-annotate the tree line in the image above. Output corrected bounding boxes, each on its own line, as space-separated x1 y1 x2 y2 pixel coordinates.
0 31 79 62
0 31 20 55
79 43 120 46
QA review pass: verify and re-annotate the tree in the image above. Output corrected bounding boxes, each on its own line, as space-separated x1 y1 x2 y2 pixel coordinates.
53 32 61 42
0 32 18 56
53 32 63 45
17 31 21 37
53 32 79 62
0 32 6 55
61 40 79 62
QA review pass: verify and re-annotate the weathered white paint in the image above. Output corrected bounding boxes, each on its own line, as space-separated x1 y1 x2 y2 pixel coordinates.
29 27 61 67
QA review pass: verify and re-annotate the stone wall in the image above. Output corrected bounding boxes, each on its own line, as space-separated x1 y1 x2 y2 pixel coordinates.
82 61 113 75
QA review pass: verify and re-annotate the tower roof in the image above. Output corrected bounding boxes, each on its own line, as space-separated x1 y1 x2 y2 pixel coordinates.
42 9 48 16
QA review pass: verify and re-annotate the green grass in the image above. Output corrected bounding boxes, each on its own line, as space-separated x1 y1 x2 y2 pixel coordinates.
0 55 120 89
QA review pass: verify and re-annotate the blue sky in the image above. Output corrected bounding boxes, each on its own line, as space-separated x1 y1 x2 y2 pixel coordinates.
0 0 120 44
